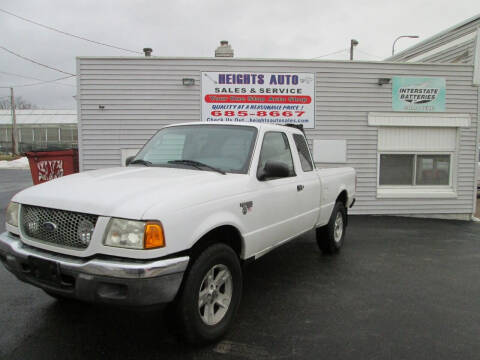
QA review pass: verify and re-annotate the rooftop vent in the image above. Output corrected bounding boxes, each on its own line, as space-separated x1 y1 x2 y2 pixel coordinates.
215 40 234 58
143 48 153 57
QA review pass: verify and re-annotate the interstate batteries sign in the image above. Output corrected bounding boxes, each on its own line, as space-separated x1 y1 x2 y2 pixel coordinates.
201 72 315 128
392 77 446 112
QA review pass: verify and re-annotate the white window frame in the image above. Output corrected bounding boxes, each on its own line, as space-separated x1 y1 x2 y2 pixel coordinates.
377 151 457 199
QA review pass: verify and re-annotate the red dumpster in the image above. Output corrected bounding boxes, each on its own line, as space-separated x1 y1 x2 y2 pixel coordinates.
25 149 79 185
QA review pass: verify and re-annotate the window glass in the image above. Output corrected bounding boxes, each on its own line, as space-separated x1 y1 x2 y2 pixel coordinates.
144 133 186 163
60 128 72 142
416 155 450 185
72 128 78 144
258 132 295 178
20 128 34 143
134 125 257 174
47 128 59 142
293 134 313 172
379 154 414 185
33 128 45 144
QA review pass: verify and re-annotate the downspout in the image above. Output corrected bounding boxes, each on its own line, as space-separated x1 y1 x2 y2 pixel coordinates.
472 28 480 219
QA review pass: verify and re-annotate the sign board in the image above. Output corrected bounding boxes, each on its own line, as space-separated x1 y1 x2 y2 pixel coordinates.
392 77 446 112
201 72 315 128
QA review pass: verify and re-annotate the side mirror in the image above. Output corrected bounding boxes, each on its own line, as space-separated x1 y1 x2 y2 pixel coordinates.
258 160 291 180
125 156 135 166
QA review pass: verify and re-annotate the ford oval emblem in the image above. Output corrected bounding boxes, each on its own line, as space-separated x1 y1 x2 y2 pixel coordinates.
42 222 57 232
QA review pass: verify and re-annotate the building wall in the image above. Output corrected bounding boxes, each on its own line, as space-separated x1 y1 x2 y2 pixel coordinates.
77 57 478 216
388 17 480 63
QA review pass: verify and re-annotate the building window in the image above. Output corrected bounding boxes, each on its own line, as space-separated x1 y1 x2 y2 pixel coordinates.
379 154 414 185
20 128 34 143
47 128 59 143
60 128 72 142
416 155 450 185
379 153 451 187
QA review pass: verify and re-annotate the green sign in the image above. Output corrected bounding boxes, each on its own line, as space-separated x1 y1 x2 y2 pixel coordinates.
392 77 446 112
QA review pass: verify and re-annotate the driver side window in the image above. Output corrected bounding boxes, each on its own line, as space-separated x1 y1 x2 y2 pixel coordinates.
257 132 295 178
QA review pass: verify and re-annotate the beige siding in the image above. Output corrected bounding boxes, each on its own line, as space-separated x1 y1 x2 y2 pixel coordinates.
77 58 478 216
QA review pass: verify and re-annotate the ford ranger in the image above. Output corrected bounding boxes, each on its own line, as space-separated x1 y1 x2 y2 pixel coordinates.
1 122 355 344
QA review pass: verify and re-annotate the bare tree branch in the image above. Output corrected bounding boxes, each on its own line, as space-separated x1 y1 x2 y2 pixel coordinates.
0 96 36 109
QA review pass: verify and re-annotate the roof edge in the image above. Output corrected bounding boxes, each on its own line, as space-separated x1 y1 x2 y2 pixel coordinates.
386 13 480 61
75 55 474 67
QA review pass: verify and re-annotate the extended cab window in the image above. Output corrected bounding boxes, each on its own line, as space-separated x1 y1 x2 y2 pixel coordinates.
293 134 313 172
257 132 295 179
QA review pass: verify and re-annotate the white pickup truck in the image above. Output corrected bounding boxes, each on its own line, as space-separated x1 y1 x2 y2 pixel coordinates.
1 122 355 344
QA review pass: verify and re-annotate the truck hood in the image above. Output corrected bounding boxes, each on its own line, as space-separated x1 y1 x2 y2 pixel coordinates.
13 166 247 219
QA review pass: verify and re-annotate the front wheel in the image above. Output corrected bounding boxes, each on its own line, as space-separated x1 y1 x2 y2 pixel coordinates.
177 243 242 345
317 201 347 254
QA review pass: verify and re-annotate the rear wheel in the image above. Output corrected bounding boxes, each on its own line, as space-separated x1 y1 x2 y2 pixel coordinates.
177 243 242 345
317 201 347 254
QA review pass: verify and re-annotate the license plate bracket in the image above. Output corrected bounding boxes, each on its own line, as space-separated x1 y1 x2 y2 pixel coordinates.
28 257 61 285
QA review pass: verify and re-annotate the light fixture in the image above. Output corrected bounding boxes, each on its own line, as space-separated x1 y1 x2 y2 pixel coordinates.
377 78 391 85
182 78 195 86
392 35 419 55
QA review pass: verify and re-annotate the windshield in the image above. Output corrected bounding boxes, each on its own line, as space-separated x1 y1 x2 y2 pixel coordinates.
132 125 258 174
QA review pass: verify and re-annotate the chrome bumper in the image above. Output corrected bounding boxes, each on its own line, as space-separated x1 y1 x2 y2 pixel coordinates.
0 231 189 306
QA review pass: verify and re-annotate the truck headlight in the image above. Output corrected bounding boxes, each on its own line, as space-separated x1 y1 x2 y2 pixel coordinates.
6 202 19 228
104 218 165 250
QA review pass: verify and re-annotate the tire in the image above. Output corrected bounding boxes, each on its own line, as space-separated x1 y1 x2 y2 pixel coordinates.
316 201 347 254
177 243 243 345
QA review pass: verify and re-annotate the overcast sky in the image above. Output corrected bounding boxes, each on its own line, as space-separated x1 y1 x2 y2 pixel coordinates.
0 0 478 109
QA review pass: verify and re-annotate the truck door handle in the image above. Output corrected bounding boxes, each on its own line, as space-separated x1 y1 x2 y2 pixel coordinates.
297 185 304 192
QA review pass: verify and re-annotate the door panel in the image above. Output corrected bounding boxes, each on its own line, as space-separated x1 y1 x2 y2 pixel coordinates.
247 131 302 254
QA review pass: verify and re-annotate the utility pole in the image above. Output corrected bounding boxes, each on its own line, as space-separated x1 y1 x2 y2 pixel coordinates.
350 39 359 60
10 87 17 155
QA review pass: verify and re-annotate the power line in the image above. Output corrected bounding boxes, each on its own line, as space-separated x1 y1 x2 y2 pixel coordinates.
0 46 75 75
0 75 75 89
0 8 142 55
11 75 76 88
0 70 75 87
311 49 348 59
0 70 47 81
356 49 383 59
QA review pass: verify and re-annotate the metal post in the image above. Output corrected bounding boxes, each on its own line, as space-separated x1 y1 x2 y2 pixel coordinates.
10 87 17 155
350 39 359 61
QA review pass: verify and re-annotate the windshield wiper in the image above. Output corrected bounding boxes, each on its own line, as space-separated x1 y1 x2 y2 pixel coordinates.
129 159 152 166
168 160 226 175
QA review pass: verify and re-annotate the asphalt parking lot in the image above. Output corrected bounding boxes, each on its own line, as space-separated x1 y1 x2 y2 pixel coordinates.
1 169 480 360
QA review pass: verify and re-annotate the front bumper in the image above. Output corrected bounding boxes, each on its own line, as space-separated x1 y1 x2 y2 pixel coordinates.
0 231 189 306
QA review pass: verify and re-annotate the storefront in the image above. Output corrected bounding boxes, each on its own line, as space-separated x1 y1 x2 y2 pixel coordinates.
76 57 479 219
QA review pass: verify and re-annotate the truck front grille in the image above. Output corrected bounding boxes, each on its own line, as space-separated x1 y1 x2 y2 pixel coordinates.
21 205 98 249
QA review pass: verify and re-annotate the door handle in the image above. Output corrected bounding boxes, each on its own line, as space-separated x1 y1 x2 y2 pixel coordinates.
297 184 304 192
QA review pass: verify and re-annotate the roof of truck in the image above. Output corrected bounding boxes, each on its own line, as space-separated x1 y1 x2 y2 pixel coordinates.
165 121 305 134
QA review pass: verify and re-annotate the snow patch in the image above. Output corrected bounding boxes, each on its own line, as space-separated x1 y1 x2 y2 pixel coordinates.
0 157 30 169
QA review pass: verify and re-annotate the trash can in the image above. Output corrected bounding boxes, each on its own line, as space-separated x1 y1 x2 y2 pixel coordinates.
25 149 79 185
